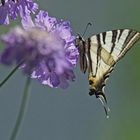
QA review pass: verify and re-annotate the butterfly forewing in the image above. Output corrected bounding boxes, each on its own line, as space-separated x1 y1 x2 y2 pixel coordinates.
84 29 140 99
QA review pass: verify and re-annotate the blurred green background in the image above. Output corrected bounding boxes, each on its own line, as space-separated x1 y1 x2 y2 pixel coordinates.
0 0 140 140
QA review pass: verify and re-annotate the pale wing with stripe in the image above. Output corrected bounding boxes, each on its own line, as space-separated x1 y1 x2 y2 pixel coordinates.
88 29 140 95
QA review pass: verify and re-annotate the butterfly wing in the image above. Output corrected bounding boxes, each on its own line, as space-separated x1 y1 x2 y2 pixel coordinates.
85 29 140 100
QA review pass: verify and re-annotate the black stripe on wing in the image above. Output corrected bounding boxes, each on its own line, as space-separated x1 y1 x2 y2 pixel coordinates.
102 32 106 44
110 30 118 54
118 29 124 41
96 34 102 75
87 38 93 73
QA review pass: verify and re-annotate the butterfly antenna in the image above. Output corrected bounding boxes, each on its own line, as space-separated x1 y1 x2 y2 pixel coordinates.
98 95 110 119
82 22 92 37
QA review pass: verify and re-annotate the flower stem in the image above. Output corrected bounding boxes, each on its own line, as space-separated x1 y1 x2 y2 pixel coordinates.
9 77 31 140
0 61 24 88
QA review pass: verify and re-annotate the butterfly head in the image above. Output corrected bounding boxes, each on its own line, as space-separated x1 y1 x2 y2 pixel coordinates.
75 35 85 48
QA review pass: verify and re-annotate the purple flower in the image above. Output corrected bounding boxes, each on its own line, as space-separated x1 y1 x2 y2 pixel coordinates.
0 0 38 25
0 11 79 89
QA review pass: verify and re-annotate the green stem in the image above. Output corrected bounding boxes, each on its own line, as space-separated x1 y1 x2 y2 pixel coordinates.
0 61 24 88
9 77 31 140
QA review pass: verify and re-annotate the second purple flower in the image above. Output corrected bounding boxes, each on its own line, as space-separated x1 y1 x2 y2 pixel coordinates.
0 0 38 25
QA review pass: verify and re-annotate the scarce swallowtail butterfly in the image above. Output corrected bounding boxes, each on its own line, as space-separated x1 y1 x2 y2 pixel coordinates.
75 29 140 117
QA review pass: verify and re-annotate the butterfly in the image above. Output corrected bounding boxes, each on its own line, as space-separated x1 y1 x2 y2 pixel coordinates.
75 29 140 116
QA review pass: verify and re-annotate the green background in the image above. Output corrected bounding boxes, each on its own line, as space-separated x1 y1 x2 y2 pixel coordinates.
0 0 140 140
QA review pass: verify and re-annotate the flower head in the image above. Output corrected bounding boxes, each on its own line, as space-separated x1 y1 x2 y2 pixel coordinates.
0 11 79 89
0 0 38 25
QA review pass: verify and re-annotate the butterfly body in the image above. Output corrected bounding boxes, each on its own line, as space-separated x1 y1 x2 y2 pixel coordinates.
76 29 140 105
